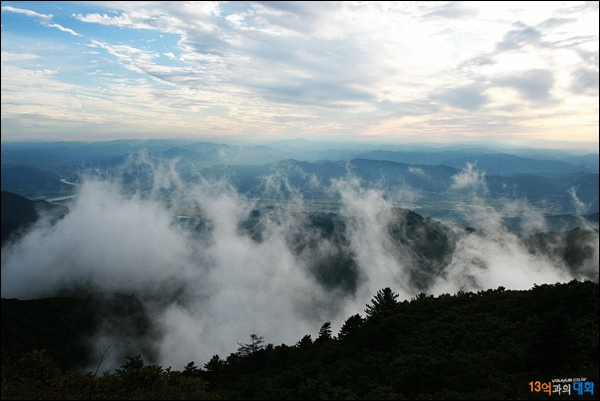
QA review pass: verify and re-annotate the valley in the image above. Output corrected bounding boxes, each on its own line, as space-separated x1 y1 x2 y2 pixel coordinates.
1 138 598 394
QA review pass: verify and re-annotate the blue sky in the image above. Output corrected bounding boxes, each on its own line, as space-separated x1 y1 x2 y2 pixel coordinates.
1 1 598 148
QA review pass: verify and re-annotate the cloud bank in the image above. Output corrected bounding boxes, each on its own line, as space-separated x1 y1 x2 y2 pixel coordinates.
1 2 598 144
2 156 597 371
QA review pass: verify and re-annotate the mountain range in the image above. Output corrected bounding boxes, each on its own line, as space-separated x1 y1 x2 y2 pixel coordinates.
2 139 598 232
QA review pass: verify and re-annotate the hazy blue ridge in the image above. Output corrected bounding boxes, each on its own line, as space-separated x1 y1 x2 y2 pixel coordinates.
1 164 73 199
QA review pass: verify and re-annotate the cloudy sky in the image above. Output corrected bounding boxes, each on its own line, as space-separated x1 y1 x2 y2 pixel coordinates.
1 1 598 147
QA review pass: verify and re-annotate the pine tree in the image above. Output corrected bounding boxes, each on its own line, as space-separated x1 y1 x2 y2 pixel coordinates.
338 313 364 340
318 322 332 340
365 287 399 317
236 334 265 356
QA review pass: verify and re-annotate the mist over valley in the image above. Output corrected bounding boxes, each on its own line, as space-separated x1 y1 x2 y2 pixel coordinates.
2 139 598 372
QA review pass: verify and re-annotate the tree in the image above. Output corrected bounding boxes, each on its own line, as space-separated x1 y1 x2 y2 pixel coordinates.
203 355 224 373
317 322 332 341
296 334 313 349
411 292 427 302
182 361 202 377
236 334 265 357
338 313 364 340
365 287 399 317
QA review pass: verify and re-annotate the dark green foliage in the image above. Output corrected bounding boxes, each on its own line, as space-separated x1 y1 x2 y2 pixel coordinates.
338 314 364 341
1 294 157 371
1 297 97 371
1 350 218 400
237 334 266 357
182 361 202 378
365 287 399 317
317 322 332 341
201 280 598 400
296 334 313 349
204 355 225 373
2 280 598 399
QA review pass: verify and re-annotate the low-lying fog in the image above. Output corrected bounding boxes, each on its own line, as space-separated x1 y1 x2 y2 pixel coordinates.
2 155 598 371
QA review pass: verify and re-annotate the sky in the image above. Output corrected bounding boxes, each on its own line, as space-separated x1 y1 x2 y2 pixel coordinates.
1 1 598 148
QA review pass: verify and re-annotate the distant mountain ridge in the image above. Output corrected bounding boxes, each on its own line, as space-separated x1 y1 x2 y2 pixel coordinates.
190 158 598 214
1 164 73 199
3 139 597 174
1 191 65 246
355 150 598 175
2 140 598 221
438 153 597 175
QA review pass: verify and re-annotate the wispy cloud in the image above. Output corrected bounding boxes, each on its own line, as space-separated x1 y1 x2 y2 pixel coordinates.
1 2 598 144
433 83 489 111
423 2 479 20
493 69 555 102
2 5 81 36
1 51 40 61
2 5 52 21
496 24 542 51
570 67 599 95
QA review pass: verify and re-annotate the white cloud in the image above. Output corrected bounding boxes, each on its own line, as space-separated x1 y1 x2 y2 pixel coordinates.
1 51 40 61
1 2 598 143
47 22 81 36
2 5 81 36
1 5 53 21
73 12 133 27
450 163 488 194
408 166 425 175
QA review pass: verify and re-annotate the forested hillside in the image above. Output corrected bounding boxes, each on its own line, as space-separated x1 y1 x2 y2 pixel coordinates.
2 280 597 399
1 191 66 246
